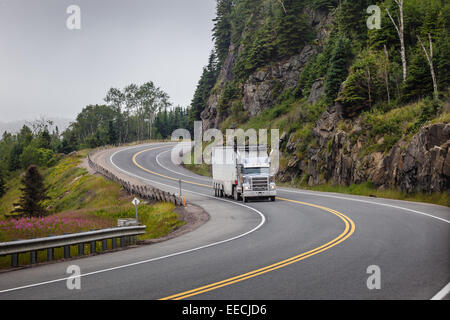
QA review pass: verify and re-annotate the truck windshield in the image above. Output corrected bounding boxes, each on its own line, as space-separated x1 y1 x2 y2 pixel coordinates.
242 167 270 175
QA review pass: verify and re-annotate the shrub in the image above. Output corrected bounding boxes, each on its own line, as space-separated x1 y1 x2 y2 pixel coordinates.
20 145 56 169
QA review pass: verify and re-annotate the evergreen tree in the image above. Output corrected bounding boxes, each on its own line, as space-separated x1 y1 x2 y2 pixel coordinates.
435 6 450 90
275 0 311 57
213 0 233 66
189 51 219 127
13 165 49 218
37 129 52 149
403 47 434 101
0 172 6 198
218 81 238 116
18 125 33 147
325 35 351 102
8 143 22 172
337 0 372 41
107 120 118 145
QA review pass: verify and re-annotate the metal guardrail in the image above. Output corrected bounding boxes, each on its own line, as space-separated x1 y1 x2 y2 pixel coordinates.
87 149 185 206
0 226 146 267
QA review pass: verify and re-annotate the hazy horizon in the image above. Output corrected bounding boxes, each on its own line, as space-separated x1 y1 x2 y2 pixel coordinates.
0 0 216 122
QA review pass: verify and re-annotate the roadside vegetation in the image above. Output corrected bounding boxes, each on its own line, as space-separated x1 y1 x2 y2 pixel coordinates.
279 181 449 207
183 148 213 178
0 150 184 268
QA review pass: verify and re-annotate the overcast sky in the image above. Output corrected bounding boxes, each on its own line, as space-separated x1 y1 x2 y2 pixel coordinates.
0 0 216 122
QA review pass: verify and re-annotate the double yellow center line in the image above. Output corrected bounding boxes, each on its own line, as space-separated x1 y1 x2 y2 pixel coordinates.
130 146 356 300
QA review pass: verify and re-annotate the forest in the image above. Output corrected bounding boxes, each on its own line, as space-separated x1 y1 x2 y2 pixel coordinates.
191 0 448 124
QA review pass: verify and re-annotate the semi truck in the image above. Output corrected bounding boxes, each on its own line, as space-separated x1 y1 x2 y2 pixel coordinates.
212 146 276 202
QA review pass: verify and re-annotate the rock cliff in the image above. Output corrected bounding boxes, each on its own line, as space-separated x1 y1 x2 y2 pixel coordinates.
280 105 449 193
199 3 449 194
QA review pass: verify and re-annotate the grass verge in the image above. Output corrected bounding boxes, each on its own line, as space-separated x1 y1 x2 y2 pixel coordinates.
182 148 212 178
279 181 449 207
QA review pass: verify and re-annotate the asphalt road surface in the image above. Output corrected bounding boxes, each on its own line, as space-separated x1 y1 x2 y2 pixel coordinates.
0 143 449 300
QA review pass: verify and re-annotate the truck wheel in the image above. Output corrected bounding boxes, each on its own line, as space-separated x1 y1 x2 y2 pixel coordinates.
270 196 276 202
233 188 239 201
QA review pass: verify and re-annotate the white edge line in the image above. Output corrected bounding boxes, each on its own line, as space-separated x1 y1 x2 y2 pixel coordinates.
278 188 450 224
431 282 450 300
0 144 266 295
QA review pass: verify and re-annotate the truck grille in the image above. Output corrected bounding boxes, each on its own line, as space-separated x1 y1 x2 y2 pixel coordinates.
251 177 268 191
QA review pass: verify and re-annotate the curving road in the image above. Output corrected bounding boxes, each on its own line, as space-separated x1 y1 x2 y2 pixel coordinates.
0 142 449 300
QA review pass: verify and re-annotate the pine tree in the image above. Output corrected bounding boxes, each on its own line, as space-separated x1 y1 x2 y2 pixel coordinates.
8 143 22 171
275 0 311 57
38 129 52 149
0 172 6 198
107 120 118 145
325 35 351 102
337 0 372 41
435 7 450 90
13 165 49 217
189 51 219 126
213 0 233 66
403 47 434 101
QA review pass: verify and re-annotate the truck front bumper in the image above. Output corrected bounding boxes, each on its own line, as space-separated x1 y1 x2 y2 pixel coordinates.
242 190 277 198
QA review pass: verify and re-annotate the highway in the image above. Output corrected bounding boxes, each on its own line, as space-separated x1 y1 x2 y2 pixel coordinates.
0 142 449 300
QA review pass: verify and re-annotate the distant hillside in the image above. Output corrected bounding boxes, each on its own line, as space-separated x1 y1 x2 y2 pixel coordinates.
0 118 73 135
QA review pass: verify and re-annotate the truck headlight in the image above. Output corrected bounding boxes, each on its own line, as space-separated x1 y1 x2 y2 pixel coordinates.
270 183 276 190
243 184 251 191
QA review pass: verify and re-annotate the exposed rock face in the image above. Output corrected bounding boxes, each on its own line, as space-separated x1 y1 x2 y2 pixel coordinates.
201 93 220 131
201 6 334 130
279 111 450 193
242 45 316 116
304 6 334 43
307 79 325 104
396 124 450 193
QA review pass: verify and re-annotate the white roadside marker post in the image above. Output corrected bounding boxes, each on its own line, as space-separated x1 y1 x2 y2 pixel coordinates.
132 197 140 224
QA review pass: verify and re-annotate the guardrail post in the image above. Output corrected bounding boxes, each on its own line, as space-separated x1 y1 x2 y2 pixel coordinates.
47 248 54 261
102 239 107 252
11 253 19 267
112 238 117 249
78 243 84 256
30 251 37 264
120 236 126 247
90 241 96 254
64 246 70 259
